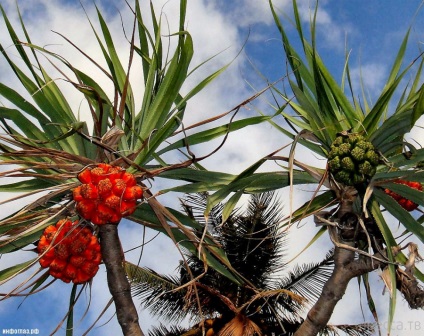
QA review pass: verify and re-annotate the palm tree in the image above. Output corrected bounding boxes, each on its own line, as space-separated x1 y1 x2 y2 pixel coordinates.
127 192 374 336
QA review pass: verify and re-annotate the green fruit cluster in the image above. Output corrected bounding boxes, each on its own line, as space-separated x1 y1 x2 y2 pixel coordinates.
327 133 379 185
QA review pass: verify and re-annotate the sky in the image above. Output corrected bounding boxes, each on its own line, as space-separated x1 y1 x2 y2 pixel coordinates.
0 0 424 335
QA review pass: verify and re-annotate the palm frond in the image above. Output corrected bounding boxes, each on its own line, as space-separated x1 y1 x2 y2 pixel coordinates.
177 256 238 317
148 324 188 336
320 323 375 336
278 249 334 304
180 191 225 230
126 262 180 295
219 191 287 286
180 191 288 286
125 262 191 323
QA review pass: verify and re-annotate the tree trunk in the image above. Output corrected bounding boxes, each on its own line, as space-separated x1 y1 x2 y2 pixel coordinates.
294 222 385 336
294 242 356 336
99 224 144 336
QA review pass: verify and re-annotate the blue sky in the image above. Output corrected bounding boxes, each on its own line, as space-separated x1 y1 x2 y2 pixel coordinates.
1 0 424 335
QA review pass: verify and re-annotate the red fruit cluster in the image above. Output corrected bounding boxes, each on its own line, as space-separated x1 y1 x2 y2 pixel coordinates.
384 179 423 211
73 163 143 225
37 219 101 284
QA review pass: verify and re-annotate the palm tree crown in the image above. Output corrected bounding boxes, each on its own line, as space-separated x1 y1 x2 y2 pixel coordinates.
127 192 374 336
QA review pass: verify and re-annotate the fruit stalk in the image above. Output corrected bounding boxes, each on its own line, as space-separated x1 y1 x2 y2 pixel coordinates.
98 224 144 336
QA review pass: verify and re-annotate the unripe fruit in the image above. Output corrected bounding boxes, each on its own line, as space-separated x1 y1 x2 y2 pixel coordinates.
327 133 379 186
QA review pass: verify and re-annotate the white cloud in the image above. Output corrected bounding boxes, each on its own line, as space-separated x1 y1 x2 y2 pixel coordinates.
296 0 354 51
349 62 387 99
227 0 291 27
406 115 424 148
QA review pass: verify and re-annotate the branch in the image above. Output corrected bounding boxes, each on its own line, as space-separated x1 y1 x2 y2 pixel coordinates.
396 243 424 309
99 224 144 336
397 268 424 309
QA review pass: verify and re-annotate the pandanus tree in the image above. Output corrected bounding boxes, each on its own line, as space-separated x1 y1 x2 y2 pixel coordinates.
128 192 374 336
189 1 424 335
0 1 252 334
268 2 424 333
